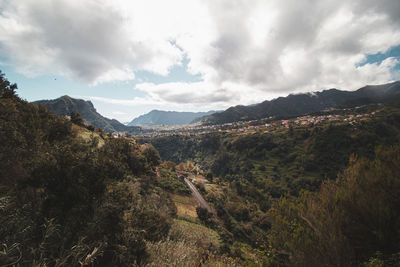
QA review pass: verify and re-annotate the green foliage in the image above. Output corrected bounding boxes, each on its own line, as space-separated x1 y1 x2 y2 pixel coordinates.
70 111 84 125
2 70 400 265
149 107 400 197
267 146 400 266
145 105 400 257
141 143 161 167
0 70 17 98
0 72 176 266
156 162 191 194
196 207 213 223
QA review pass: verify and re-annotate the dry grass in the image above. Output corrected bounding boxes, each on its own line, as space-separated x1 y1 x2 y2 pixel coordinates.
170 193 199 218
71 124 105 147
144 219 242 267
169 219 220 248
145 239 201 267
204 184 225 201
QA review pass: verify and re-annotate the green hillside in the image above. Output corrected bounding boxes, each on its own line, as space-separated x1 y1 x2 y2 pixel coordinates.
201 81 400 125
147 104 400 194
2 70 400 266
0 72 224 266
142 103 400 265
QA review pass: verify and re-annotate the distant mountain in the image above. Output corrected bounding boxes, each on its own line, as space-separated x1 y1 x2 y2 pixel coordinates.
33 95 140 133
128 110 218 126
201 81 400 125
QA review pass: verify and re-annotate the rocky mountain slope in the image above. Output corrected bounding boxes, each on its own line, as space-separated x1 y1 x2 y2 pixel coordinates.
33 95 140 133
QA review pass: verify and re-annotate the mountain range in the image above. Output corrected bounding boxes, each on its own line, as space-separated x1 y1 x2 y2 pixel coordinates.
33 96 141 133
200 81 400 124
32 81 400 132
128 110 218 126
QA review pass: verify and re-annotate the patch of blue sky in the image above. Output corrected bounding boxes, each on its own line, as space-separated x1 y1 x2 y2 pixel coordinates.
0 51 202 102
0 65 141 101
357 44 400 71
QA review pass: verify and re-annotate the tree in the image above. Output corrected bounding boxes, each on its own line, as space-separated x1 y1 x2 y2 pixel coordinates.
197 207 212 223
70 111 84 125
0 70 17 98
268 145 400 266
141 144 161 167
206 172 213 182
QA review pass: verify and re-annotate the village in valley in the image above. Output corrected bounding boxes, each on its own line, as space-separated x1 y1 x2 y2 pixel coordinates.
116 105 381 138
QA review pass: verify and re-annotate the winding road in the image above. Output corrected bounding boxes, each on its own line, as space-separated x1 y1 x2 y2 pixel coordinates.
184 178 213 213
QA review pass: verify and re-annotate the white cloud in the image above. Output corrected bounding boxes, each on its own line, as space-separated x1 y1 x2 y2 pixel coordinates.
1 0 400 111
0 0 184 83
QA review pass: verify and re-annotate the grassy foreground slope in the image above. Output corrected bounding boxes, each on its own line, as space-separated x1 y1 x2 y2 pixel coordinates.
0 72 236 266
0 71 175 266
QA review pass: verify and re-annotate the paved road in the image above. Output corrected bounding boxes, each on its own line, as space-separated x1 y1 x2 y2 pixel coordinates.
184 178 213 213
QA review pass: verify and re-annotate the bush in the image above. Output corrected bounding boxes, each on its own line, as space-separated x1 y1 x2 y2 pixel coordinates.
268 145 400 266
70 111 84 126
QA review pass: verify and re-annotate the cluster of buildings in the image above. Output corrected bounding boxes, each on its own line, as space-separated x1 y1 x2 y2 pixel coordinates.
130 109 379 138
227 112 377 135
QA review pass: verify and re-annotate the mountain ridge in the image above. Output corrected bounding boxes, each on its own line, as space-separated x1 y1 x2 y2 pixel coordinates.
128 109 218 126
199 81 400 124
33 95 141 133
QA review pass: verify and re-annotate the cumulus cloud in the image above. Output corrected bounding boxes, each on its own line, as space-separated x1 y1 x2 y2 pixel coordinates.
0 0 183 83
204 0 400 93
1 0 400 109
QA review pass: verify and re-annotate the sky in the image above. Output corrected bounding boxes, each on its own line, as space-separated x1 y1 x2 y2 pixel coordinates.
1 0 400 123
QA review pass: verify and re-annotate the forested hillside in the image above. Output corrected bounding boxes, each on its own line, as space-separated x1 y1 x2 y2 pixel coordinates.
0 72 174 265
0 72 228 266
147 104 400 194
143 103 400 265
2 70 400 266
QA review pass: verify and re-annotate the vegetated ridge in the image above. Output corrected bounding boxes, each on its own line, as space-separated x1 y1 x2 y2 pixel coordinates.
128 109 218 126
200 81 400 124
3 69 400 266
33 95 141 133
143 102 400 265
1 70 233 266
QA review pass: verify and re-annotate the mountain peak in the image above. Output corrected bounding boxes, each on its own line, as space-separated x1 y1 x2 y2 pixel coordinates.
60 95 72 100
128 110 218 126
33 96 139 133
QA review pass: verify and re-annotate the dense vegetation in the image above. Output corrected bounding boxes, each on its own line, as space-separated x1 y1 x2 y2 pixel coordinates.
2 70 400 266
268 146 400 266
148 105 400 195
0 72 179 266
145 104 400 265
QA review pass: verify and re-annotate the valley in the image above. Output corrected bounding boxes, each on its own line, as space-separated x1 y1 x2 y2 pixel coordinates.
1 71 400 266
2 0 400 265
